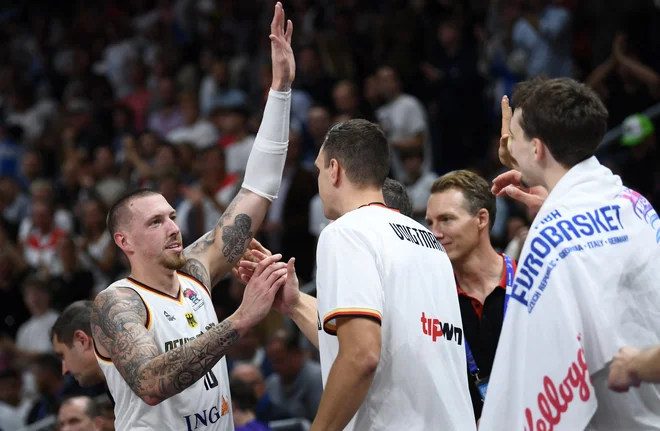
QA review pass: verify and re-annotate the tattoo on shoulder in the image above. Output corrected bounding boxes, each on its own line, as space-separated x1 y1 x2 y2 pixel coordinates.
180 258 211 288
91 288 157 395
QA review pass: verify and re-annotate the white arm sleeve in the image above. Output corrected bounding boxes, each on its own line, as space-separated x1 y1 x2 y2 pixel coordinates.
241 89 291 201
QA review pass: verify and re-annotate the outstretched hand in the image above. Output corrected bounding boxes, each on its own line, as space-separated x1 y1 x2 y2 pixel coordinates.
498 96 519 169
270 2 295 91
238 249 300 317
492 170 548 216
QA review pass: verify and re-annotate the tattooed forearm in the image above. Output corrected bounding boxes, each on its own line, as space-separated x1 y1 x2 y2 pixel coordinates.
91 287 241 405
221 214 252 263
184 189 259 287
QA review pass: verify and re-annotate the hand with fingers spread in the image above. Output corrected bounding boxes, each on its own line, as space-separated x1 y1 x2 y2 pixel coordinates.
498 95 519 169
270 2 295 92
233 253 288 327
491 170 548 216
238 249 300 316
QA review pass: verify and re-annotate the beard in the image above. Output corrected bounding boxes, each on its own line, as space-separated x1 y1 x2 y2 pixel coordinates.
161 251 187 270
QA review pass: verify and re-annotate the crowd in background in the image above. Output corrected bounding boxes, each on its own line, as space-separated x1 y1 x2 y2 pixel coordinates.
0 0 658 429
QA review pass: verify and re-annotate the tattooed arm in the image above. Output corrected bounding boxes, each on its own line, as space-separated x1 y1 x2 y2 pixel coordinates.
180 3 295 290
91 287 246 405
180 190 268 289
91 250 287 407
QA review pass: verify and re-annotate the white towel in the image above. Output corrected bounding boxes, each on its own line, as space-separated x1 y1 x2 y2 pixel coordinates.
480 157 660 431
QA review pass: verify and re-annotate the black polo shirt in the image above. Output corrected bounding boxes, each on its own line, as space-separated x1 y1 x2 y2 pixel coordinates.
456 256 517 421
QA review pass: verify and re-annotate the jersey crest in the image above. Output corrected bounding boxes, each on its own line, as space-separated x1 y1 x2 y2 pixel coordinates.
185 312 198 328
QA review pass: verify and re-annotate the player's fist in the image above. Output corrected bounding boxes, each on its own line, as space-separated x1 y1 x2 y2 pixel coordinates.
608 346 642 392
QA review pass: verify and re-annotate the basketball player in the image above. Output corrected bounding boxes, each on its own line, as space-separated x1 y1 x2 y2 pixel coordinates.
479 78 660 430
90 4 295 431
240 120 475 431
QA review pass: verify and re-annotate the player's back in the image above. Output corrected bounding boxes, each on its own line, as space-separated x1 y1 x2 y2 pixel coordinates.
316 205 475 431
96 273 233 431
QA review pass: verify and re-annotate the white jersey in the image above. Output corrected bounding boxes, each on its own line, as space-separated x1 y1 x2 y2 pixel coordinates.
96 272 233 431
316 204 476 431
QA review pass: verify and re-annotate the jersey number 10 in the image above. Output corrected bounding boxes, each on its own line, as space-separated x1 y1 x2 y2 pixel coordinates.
204 370 218 390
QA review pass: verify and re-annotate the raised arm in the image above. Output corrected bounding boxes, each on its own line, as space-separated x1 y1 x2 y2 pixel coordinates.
91 254 288 406
180 2 295 290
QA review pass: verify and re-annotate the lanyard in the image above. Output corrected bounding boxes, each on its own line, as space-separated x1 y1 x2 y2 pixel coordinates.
465 254 514 378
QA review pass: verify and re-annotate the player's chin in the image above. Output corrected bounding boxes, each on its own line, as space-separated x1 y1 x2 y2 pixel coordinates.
162 253 187 270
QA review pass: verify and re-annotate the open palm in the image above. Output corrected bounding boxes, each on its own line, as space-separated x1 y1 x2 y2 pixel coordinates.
270 2 295 90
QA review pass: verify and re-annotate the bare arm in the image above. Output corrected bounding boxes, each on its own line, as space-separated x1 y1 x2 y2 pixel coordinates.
585 57 616 99
289 292 320 349
91 287 248 405
180 189 266 288
618 56 660 99
179 3 295 289
311 317 381 431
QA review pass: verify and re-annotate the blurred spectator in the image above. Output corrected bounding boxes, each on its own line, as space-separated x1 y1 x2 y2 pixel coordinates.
119 62 152 132
0 369 30 430
400 147 438 225
49 236 95 310
295 45 336 107
20 198 68 276
147 76 185 138
0 176 30 237
511 0 573 78
25 353 78 425
332 81 364 120
265 329 323 422
78 199 115 295
200 56 248 117
302 105 332 169
603 113 659 205
227 327 273 380
587 33 660 128
231 378 274 431
262 128 318 282
375 66 432 182
166 92 219 150
231 364 291 424
214 104 256 175
176 146 240 243
57 395 104 431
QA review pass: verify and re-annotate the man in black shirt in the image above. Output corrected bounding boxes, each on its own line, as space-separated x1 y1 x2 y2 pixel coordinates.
425 170 516 422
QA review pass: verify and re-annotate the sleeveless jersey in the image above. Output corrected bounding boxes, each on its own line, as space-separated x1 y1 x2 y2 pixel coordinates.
96 272 233 431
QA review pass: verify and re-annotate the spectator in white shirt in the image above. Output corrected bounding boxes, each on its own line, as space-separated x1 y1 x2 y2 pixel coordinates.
166 92 219 150
375 66 433 182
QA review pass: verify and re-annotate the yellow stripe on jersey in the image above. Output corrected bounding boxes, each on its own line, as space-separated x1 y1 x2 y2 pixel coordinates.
126 277 185 306
323 308 383 336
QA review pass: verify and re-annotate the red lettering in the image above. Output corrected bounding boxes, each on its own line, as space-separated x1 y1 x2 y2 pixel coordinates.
523 342 593 430
421 312 428 335
432 319 443 341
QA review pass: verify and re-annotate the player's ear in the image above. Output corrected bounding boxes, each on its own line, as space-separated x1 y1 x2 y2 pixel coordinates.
115 231 133 253
329 158 340 186
532 138 544 162
74 329 91 350
476 208 489 230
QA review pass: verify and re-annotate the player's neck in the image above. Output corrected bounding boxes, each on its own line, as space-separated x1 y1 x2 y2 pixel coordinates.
540 159 570 193
129 264 180 296
454 244 502 297
338 189 385 217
